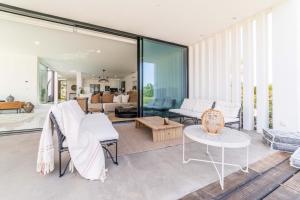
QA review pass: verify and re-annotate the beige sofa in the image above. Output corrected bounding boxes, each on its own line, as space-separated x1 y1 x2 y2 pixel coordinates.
102 102 137 112
88 91 138 113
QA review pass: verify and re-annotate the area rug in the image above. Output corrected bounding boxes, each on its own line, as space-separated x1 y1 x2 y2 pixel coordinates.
111 122 192 156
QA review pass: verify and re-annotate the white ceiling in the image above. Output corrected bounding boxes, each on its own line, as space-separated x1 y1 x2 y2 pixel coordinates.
0 18 137 79
0 0 283 45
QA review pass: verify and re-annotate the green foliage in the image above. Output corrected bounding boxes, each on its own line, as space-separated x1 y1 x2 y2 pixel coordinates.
143 83 154 97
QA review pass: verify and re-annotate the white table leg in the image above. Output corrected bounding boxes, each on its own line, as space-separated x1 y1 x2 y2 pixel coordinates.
246 146 249 172
182 133 186 163
206 145 209 154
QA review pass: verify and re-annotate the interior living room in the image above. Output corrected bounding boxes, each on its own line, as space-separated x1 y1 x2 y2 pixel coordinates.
1 1 300 200
0 11 138 133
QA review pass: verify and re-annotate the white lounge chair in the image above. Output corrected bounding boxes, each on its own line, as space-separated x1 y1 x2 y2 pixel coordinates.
169 99 215 124
169 99 241 129
49 105 119 177
214 101 242 130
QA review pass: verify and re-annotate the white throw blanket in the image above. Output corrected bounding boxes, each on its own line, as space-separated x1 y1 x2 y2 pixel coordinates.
37 100 106 181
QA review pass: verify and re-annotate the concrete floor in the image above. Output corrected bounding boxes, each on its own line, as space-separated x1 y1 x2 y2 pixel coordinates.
0 129 274 200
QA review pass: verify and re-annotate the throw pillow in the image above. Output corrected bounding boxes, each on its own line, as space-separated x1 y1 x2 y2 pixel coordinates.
91 93 100 103
102 94 114 103
113 95 122 103
79 93 92 103
121 95 129 103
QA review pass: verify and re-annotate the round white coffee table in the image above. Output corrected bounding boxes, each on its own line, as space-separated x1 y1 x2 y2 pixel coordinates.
183 125 251 190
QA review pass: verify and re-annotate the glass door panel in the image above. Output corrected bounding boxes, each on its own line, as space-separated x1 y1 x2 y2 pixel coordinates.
140 39 188 117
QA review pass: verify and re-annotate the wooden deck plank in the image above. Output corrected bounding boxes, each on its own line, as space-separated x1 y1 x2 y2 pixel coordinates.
222 160 298 200
180 152 299 200
181 191 213 200
181 169 258 200
283 171 300 193
264 185 300 200
249 152 290 174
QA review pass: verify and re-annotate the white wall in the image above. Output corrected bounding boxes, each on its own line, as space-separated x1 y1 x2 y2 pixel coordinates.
0 53 38 104
272 0 300 132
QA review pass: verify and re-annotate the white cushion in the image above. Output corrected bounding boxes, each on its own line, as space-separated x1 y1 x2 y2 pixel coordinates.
113 95 122 103
193 99 213 113
170 108 201 119
215 101 240 118
82 113 119 141
169 109 181 114
121 95 129 103
180 99 197 110
224 117 239 123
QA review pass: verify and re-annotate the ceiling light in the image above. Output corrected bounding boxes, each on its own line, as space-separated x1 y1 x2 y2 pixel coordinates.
98 69 109 83
34 41 40 45
96 49 101 53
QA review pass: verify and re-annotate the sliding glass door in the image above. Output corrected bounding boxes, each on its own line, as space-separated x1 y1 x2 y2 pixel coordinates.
139 38 188 117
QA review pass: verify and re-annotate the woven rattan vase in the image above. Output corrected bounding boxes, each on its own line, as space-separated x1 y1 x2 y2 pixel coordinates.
201 109 224 135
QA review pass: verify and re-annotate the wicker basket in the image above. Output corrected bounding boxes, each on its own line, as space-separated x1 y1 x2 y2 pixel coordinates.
201 109 224 135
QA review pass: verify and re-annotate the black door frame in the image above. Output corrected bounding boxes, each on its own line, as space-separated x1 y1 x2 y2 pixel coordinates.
0 3 189 118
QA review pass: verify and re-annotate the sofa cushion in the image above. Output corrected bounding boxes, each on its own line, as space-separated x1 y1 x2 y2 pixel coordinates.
128 91 138 103
79 93 92 103
103 102 135 112
180 99 195 110
290 147 300 168
215 101 240 118
263 129 300 152
193 100 213 113
91 93 100 103
102 94 114 103
113 95 122 103
263 129 300 146
153 99 164 106
121 95 129 103
162 99 175 108
88 103 102 112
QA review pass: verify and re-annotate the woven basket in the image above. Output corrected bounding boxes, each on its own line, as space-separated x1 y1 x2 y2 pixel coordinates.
201 109 224 135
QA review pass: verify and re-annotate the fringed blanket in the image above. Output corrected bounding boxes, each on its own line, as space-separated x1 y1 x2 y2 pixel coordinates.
37 100 106 181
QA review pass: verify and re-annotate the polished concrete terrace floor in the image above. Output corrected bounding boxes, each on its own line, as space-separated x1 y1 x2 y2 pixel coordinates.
0 127 274 200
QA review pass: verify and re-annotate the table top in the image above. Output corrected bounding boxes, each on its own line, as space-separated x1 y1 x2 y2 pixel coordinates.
136 116 183 130
184 125 251 148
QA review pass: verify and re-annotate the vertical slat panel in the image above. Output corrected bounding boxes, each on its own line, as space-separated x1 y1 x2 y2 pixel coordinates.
188 46 194 98
194 43 200 98
230 28 236 103
243 20 255 130
220 32 227 101
215 33 222 100
208 38 214 100
203 41 209 99
256 13 269 133
225 30 231 102
200 41 206 99
232 25 242 105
